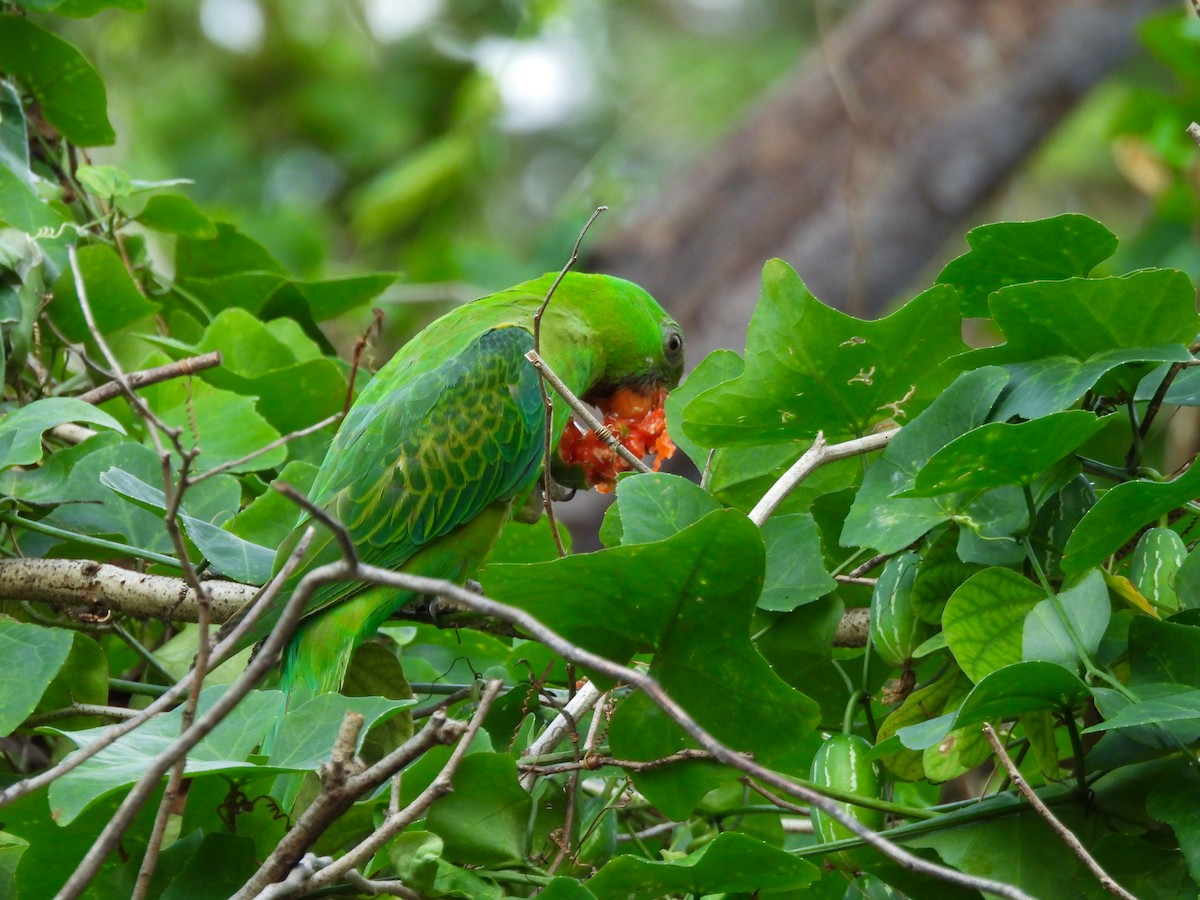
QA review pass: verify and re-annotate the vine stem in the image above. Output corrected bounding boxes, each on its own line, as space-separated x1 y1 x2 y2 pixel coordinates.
1019 523 1133 701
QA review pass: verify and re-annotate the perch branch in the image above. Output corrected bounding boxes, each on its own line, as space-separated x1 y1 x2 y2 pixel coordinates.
0 558 255 621
532 206 608 558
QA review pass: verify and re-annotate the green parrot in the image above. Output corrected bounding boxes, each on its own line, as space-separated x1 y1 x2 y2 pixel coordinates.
251 271 683 740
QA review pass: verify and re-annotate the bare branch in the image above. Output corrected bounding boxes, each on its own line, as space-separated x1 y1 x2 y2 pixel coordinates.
749 428 897 526
982 724 1136 900
0 558 255 622
77 352 224 406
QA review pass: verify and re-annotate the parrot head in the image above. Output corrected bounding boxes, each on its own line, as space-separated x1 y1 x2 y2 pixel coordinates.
524 272 684 491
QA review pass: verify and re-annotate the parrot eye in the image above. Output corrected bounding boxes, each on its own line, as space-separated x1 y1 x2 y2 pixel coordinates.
664 329 683 359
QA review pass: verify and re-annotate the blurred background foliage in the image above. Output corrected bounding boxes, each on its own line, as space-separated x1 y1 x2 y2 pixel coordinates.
40 0 1200 353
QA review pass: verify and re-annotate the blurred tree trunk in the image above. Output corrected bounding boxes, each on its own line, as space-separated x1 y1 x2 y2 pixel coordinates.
588 0 1176 364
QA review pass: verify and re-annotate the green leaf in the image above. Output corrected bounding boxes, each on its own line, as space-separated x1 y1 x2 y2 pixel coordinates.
936 214 1118 317
291 274 398 321
1083 686 1200 733
176 222 286 280
0 80 32 188
426 752 531 866
683 259 966 445
1063 462 1200 573
0 619 73 735
608 472 721 546
0 831 27 899
49 686 281 824
75 164 134 198
905 411 1112 496
483 511 819 767
943 567 1044 682
134 193 217 239
33 632 107 731
906 807 1107 898
1127 617 1200 689
758 513 835 611
842 367 1022 553
0 397 124 470
991 346 1196 420
47 244 160 342
586 831 819 900
99 467 275 582
140 375 286 474
0 16 114 146
1022 569 1111 670
267 692 414 769
0 162 67 235
1147 767 1200 886
664 348 743 465
953 662 1091 726
959 269 1200 370
159 833 257 900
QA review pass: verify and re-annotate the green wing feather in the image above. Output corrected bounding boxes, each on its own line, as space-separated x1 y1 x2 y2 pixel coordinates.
272 325 545 708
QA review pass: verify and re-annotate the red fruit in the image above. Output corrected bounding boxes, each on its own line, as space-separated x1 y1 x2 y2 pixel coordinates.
557 387 675 492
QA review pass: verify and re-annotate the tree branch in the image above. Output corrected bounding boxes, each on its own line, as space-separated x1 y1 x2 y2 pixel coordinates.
0 558 255 622
982 724 1136 900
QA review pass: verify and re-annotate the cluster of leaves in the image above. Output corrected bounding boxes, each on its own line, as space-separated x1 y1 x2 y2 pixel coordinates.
2 5 1200 900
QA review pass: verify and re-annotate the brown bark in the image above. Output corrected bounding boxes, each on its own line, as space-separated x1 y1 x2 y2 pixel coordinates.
590 0 1175 363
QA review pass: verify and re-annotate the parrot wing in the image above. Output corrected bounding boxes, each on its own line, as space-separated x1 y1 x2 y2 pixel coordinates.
286 324 547 622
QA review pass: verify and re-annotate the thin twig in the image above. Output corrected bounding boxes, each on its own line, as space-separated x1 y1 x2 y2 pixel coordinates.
273 482 358 567
76 352 224 406
188 412 342 484
22 704 139 727
1138 361 1188 439
525 349 652 475
248 682 504 898
532 206 608 558
981 724 1136 900
522 748 714 776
